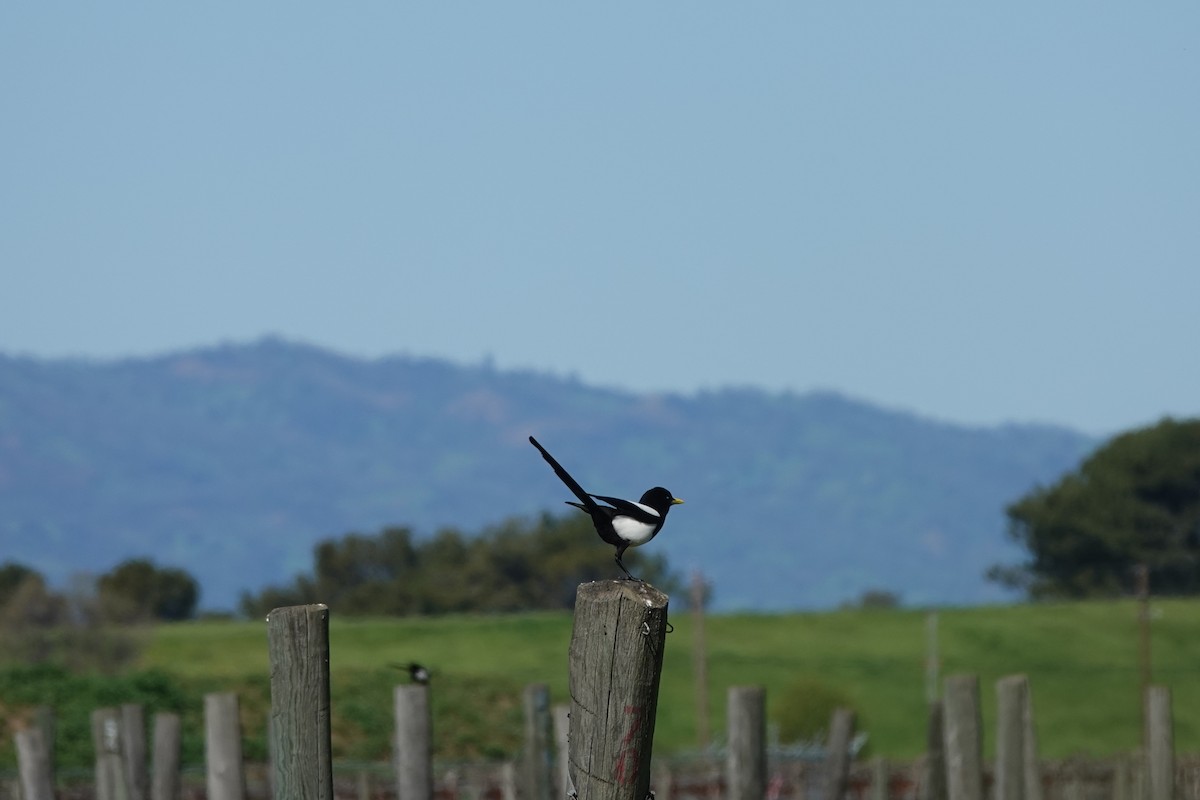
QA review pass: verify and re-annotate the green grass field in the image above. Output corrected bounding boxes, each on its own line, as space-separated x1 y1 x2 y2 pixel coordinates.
134 596 1200 761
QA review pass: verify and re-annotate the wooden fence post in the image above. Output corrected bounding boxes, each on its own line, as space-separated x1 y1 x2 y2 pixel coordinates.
93 707 129 800
943 674 983 800
205 692 247 800
35 706 56 791
394 684 433 800
824 707 857 800
923 701 946 800
553 703 571 800
122 703 148 800
267 604 333 800
870 756 889 800
1144 686 1173 800
152 712 182 800
524 684 555 800
15 726 55 800
1020 677 1042 800
995 675 1027 800
568 580 669 800
726 686 766 800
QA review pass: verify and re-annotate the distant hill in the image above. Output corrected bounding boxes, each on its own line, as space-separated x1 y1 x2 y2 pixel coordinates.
0 338 1096 611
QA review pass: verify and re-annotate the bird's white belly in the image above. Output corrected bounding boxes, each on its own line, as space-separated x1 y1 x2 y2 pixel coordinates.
612 516 658 545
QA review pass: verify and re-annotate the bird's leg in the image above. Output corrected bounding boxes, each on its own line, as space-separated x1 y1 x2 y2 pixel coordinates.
614 546 639 581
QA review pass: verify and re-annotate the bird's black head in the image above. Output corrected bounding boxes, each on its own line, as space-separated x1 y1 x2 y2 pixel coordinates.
639 487 684 515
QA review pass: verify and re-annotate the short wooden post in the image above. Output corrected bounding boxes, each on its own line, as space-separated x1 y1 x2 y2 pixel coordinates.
1144 686 1173 800
122 703 148 800
267 604 332 800
34 706 56 791
995 675 1027 800
15 726 55 800
205 692 247 800
553 703 571 800
524 684 554 800
1021 678 1042 800
152 712 182 800
726 686 766 800
394 684 432 800
824 707 857 800
93 707 129 800
943 675 983 800
923 701 946 800
870 756 889 800
568 580 670 800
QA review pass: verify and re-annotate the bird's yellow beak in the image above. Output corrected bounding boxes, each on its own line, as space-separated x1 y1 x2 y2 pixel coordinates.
671 497 685 505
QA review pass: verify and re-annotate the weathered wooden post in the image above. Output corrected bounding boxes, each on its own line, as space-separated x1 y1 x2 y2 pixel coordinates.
824 707 857 800
923 701 946 800
568 580 669 800
152 712 182 800
1143 686 1173 800
205 692 247 800
726 686 766 800
553 703 571 800
870 756 889 800
15 726 55 800
394 683 432 800
943 674 983 800
35 706 56 791
995 675 1027 800
122 703 148 800
93 707 129 800
524 684 555 800
1021 680 1043 800
267 604 332 800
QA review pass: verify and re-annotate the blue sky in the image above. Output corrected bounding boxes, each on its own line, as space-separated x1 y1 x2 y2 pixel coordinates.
2 4 1197 435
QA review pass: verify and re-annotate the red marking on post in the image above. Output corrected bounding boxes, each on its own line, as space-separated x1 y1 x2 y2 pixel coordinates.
613 705 644 786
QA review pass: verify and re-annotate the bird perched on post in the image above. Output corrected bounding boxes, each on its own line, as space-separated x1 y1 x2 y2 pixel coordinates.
529 435 683 581
390 662 430 685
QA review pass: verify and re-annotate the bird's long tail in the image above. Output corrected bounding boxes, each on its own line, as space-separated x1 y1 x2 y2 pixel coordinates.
529 436 597 511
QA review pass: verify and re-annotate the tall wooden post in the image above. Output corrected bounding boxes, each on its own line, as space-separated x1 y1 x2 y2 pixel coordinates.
690 571 711 749
92 707 128 800
15 726 55 800
553 704 571 800
923 701 946 800
1136 564 1151 700
151 712 182 800
34 706 56 791
726 686 766 800
1021 679 1042 800
122 703 148 800
205 692 247 800
568 580 669 800
824 707 857 800
523 684 554 800
1144 686 1174 800
394 684 433 800
267 604 332 800
995 675 1027 800
943 675 983 800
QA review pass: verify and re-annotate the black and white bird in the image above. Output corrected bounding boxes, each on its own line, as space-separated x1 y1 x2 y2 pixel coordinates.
529 435 683 581
391 662 430 685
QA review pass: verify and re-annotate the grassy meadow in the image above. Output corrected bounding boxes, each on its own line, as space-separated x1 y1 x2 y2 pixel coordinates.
129 596 1200 762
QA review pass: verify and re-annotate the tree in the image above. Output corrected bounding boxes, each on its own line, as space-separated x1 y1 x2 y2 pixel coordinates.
238 513 683 618
97 559 199 621
990 418 1200 598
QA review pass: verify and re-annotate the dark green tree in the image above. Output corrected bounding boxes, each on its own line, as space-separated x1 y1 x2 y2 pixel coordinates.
238 514 682 618
990 418 1200 598
0 562 42 608
97 559 199 621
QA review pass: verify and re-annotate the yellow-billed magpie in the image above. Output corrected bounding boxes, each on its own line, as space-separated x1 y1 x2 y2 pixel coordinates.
529 435 683 581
